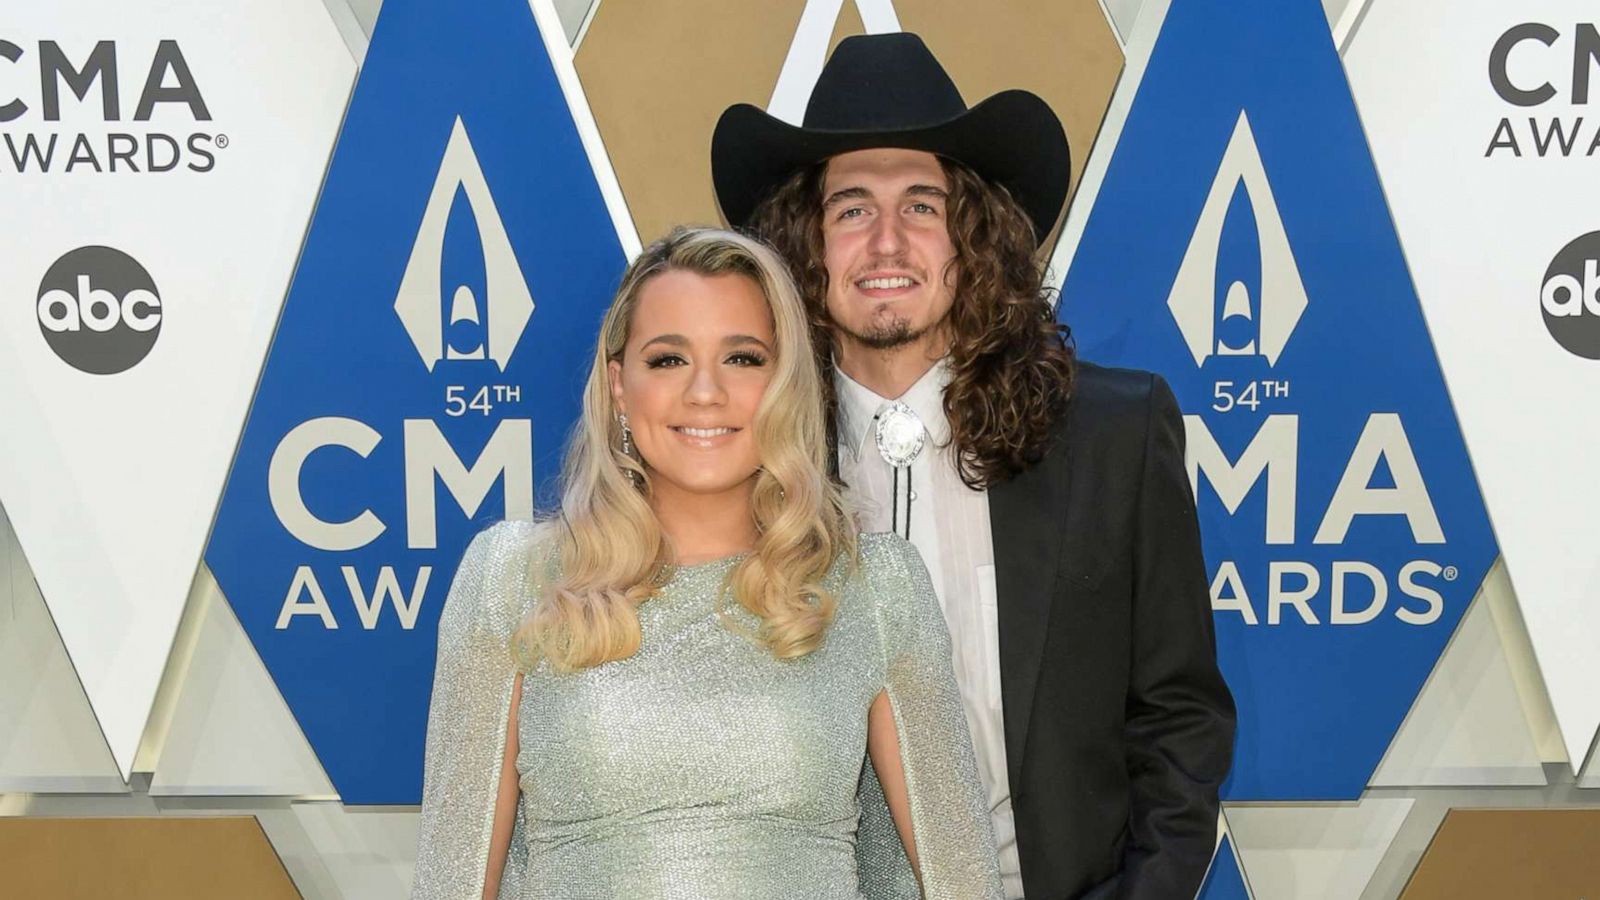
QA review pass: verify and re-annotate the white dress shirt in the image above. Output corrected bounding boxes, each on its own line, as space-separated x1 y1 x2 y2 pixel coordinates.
834 362 1024 899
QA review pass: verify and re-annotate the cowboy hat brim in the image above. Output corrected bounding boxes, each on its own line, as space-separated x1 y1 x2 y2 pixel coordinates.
711 89 1071 247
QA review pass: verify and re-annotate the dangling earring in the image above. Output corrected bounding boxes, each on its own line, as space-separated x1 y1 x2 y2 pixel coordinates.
618 413 641 486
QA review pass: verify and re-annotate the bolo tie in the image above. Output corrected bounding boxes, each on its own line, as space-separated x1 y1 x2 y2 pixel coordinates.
873 401 927 539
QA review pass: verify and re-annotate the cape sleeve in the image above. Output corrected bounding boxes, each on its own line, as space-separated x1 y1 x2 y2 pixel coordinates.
856 533 1004 900
411 520 542 900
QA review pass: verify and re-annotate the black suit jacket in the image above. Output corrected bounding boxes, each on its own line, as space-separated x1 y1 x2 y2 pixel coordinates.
989 361 1235 900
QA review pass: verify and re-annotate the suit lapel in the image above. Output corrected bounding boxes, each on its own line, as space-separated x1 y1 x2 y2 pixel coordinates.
988 416 1073 794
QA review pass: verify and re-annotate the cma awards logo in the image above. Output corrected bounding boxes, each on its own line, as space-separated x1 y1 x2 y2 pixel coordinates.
1172 109 1454 631
268 116 534 632
35 245 162 374
1485 22 1600 158
204 0 628 803
395 117 533 372
1061 0 1496 800
0 39 225 174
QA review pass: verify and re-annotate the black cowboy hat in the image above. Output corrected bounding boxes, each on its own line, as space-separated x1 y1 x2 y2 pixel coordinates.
711 32 1071 246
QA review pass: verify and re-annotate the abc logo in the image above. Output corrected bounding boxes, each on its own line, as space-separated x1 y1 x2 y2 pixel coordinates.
36 246 162 374
1541 231 1600 359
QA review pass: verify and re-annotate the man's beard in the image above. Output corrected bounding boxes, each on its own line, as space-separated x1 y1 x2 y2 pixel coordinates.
842 314 926 351
832 258 948 351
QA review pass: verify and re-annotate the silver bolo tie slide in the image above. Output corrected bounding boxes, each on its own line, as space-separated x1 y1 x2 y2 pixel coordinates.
873 401 927 539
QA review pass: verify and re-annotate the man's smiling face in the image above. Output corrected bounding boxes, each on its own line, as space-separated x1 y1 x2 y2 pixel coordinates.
819 148 958 358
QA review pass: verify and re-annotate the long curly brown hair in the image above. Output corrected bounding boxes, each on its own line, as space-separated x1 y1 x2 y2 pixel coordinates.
749 156 1075 489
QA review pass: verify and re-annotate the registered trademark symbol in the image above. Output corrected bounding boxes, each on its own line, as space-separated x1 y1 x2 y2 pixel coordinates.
1443 566 1459 581
215 133 230 149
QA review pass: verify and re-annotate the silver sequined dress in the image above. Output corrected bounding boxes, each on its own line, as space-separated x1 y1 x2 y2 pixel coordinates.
413 521 1002 900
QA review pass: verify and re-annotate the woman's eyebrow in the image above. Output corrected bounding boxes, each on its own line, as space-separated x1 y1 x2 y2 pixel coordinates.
638 334 689 351
638 334 774 353
725 334 773 353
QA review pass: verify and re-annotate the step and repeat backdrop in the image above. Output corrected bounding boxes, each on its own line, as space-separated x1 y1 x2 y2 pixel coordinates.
2 0 1598 896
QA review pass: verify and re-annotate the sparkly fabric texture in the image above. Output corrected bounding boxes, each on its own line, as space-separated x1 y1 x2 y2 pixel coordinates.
413 523 1001 899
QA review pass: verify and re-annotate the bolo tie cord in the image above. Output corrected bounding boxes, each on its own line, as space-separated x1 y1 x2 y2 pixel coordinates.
874 408 916 540
891 465 912 540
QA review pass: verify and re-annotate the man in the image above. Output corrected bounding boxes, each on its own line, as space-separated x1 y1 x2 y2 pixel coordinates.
712 33 1235 900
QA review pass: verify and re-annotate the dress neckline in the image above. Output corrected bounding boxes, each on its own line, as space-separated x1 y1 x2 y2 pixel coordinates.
668 551 750 574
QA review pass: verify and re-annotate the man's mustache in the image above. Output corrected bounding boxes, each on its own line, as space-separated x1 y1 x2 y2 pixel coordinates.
848 258 927 283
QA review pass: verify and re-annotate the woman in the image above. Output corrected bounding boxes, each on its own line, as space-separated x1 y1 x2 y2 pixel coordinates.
412 227 1001 899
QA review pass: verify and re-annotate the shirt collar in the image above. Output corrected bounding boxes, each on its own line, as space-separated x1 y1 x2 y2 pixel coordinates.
835 360 953 464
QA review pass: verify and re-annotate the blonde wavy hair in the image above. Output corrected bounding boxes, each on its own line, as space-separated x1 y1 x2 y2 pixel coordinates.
514 227 856 672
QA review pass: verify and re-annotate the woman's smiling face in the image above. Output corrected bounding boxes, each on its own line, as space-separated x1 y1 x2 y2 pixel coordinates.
608 269 776 501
